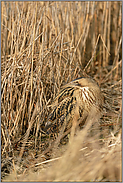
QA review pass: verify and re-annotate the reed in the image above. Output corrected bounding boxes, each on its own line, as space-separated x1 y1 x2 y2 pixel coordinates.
1 1 122 181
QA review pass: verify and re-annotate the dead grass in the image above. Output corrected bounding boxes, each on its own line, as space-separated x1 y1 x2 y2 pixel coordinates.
3 111 122 182
1 1 122 182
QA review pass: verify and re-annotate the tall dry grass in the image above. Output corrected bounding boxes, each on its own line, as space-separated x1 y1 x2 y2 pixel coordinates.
1 1 122 181
3 109 122 182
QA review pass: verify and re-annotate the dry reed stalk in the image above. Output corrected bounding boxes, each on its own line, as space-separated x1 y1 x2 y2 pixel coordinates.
1 1 122 180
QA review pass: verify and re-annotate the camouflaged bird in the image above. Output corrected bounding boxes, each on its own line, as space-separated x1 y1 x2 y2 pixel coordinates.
44 77 104 134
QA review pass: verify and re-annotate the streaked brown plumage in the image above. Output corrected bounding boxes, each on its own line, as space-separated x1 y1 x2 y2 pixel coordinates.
45 77 104 134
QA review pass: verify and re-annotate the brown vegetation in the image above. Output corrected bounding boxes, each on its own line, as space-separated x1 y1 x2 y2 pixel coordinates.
1 1 122 182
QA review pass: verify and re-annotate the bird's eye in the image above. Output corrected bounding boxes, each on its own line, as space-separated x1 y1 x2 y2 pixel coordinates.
75 81 81 87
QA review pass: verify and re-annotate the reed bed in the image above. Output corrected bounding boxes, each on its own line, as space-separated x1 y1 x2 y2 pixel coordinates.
1 1 122 181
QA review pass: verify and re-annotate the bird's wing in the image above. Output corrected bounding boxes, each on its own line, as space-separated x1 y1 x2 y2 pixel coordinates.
45 88 78 133
52 80 81 106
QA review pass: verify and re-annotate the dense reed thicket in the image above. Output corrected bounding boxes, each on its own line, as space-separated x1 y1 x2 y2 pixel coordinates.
1 1 122 181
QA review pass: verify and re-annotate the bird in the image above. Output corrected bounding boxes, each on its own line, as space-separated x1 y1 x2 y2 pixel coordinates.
44 77 104 134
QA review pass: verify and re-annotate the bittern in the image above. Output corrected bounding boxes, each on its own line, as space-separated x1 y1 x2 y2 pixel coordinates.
44 77 104 134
